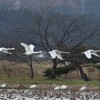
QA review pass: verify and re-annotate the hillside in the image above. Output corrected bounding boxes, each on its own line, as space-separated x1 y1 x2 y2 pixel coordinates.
0 0 100 14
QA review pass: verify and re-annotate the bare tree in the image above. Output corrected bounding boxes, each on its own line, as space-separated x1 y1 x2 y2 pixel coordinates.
11 39 35 79
16 5 100 79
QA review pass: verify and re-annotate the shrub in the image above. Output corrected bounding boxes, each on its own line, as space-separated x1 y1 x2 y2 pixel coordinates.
95 65 100 69
43 68 51 77
43 66 71 77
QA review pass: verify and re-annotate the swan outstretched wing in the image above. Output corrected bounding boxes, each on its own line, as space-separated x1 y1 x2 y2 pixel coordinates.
91 50 100 57
3 48 15 50
93 50 100 52
58 50 70 54
29 44 35 52
84 51 92 59
49 51 56 59
91 52 99 57
56 52 64 60
20 43 31 52
2 49 12 54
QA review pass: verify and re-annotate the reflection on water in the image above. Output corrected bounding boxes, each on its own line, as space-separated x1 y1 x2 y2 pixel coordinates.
0 89 100 100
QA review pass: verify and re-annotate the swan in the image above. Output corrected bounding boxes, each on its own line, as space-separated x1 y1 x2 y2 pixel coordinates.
79 85 86 91
20 43 42 55
49 50 70 60
30 84 36 88
54 86 61 90
60 85 68 89
81 49 100 59
0 47 15 54
1 84 6 88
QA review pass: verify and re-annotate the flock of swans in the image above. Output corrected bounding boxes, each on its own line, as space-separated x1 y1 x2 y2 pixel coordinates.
54 85 86 91
0 83 86 91
0 42 100 60
0 43 100 100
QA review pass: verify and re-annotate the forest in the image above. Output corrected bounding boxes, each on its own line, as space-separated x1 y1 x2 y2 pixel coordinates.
0 0 100 15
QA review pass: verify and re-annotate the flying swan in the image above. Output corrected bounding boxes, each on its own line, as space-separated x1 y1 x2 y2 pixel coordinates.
0 47 15 54
49 50 70 60
81 49 100 59
20 43 42 55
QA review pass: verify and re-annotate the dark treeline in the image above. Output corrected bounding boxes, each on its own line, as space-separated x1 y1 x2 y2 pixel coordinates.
1 0 100 15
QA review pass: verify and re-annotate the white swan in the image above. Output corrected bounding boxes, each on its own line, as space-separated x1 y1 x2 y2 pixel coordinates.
1 84 6 88
20 43 42 55
54 85 68 90
49 50 70 60
30 84 36 88
54 86 61 90
81 49 100 59
0 47 15 54
79 85 86 91
60 85 68 89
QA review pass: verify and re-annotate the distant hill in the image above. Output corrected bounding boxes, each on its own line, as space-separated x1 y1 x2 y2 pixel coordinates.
0 0 100 14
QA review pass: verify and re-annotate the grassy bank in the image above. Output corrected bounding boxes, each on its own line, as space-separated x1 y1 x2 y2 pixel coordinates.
0 76 100 85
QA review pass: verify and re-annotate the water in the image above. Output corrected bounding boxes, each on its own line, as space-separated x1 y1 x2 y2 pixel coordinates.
0 89 100 100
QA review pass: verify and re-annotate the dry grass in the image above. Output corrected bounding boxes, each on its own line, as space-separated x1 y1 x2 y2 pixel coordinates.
0 60 100 80
0 60 52 78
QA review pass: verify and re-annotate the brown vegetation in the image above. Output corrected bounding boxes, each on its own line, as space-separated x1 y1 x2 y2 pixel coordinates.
0 60 100 80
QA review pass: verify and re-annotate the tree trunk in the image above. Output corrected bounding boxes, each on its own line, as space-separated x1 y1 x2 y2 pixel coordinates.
30 65 34 79
49 59 57 79
29 56 34 79
31 69 34 79
78 67 89 81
